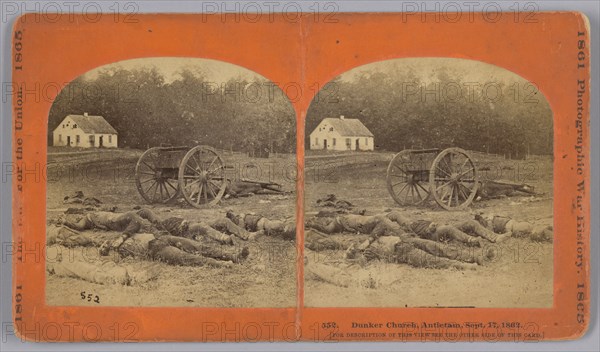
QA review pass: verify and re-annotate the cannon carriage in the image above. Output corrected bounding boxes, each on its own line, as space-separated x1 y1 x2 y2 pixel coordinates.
135 145 227 208
386 147 479 210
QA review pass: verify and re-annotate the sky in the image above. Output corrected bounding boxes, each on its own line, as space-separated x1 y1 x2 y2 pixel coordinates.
82 57 261 83
81 56 537 92
340 57 533 85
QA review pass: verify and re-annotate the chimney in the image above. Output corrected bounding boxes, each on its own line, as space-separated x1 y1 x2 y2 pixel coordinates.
83 112 88 117
340 115 345 120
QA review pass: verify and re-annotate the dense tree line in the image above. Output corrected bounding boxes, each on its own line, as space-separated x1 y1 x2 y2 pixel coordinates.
49 67 296 154
306 69 553 158
50 64 553 158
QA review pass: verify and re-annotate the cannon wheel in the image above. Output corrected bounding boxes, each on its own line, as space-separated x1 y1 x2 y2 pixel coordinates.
429 147 479 210
135 147 180 204
386 149 431 206
178 145 227 208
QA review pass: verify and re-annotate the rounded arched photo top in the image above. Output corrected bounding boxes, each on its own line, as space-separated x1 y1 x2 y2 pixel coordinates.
304 58 555 309
46 57 299 308
306 57 553 158
49 57 296 155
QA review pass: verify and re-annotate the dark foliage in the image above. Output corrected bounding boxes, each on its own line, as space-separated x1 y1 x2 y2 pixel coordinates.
49 67 296 154
306 70 553 158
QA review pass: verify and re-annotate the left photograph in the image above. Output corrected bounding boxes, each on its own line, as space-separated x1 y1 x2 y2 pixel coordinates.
45 57 297 307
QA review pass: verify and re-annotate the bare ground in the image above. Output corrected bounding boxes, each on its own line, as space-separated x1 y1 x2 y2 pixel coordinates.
45 148 554 308
45 148 297 307
304 151 554 308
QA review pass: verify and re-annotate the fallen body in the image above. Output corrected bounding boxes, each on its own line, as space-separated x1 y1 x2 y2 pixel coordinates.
305 211 492 270
46 245 159 285
305 211 551 270
477 180 538 199
224 180 284 198
136 208 253 243
306 230 484 270
48 224 247 268
53 208 253 267
226 210 296 240
306 211 508 247
475 214 553 242
60 207 256 247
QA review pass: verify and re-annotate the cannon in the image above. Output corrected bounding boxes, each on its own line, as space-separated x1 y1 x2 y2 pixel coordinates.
135 145 285 208
134 145 227 208
386 147 479 210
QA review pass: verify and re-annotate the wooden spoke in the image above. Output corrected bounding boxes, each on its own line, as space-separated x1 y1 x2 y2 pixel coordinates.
414 184 423 200
458 157 469 174
206 156 218 172
403 188 410 204
447 186 454 207
207 165 224 176
389 173 409 179
436 162 452 177
141 160 156 171
393 161 414 174
196 183 203 204
458 183 471 200
152 181 159 201
157 182 163 199
138 171 157 176
435 180 453 192
457 183 469 201
189 186 198 198
184 178 201 190
457 167 475 178
393 163 407 173
392 181 407 188
429 147 479 210
454 185 460 206
136 147 178 204
178 145 225 208
396 183 409 198
185 164 201 176
440 188 449 202
386 150 430 206
163 182 171 198
207 182 217 198
416 182 429 194
192 154 204 172
208 179 222 189
165 179 178 192
440 156 453 173
145 180 158 196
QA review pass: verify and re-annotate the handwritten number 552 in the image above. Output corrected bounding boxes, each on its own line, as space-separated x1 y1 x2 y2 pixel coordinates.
80 291 100 304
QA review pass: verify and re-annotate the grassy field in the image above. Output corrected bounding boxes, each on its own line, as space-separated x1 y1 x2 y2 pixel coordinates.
304 150 554 308
46 147 297 307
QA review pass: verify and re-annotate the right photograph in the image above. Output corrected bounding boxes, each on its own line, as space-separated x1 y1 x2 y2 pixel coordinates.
303 57 554 308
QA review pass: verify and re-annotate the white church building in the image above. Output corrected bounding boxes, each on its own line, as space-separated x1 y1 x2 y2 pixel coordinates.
309 116 374 151
53 113 118 148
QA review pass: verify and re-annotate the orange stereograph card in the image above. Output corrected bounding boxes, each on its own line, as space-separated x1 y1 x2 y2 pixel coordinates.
11 11 590 342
